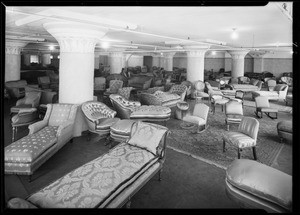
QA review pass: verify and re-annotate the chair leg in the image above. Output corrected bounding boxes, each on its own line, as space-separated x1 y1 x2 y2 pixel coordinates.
237 148 241 159
227 124 229 131
12 126 16 142
252 147 257 160
223 140 226 152
158 168 163 181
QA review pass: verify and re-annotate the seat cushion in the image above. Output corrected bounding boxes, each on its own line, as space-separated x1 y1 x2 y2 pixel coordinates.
182 115 206 126
223 131 255 148
110 119 135 136
130 105 171 119
10 104 33 113
226 159 292 211
277 121 292 133
197 92 209 98
5 126 58 163
260 107 278 113
176 101 189 110
96 118 120 130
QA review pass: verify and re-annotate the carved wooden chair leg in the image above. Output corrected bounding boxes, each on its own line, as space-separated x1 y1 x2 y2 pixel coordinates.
252 147 257 160
237 148 241 159
223 140 226 152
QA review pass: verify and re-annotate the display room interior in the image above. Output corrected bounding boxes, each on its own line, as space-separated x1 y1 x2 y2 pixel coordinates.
2 2 298 212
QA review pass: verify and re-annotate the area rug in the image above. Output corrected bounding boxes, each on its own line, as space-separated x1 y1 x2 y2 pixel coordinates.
166 101 287 169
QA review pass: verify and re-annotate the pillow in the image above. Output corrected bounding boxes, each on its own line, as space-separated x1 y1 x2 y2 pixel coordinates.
127 121 168 155
249 79 259 86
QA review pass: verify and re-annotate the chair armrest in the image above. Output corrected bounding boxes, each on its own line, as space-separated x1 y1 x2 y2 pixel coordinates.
57 120 74 137
7 198 37 208
28 120 48 134
16 97 26 106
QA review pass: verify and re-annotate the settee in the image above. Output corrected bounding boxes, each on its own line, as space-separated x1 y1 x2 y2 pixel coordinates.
5 103 79 178
5 80 39 98
140 84 186 107
230 79 263 92
7 121 170 208
252 84 288 101
128 75 153 90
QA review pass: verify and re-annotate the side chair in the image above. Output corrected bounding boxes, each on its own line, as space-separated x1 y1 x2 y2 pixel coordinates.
225 100 244 131
254 96 278 119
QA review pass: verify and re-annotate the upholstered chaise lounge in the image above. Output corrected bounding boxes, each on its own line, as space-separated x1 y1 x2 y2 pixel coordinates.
7 121 170 208
5 103 79 179
252 84 288 101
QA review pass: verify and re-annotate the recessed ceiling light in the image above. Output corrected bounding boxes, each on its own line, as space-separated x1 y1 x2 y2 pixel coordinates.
49 45 54 50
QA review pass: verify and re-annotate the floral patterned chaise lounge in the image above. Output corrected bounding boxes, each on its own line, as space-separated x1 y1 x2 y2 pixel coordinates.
7 121 170 208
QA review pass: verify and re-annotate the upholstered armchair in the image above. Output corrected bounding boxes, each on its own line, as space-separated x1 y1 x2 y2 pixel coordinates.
267 79 277 91
168 84 187 101
181 80 193 98
225 100 244 131
10 91 42 114
104 80 124 96
182 103 210 133
109 94 141 119
223 117 259 160
254 96 278 119
94 77 106 91
81 101 120 142
191 80 209 100
117 87 134 100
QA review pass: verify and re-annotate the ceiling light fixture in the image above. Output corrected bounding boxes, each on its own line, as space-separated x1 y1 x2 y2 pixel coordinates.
49 45 54 50
50 55 53 59
231 28 238 39
101 42 110 49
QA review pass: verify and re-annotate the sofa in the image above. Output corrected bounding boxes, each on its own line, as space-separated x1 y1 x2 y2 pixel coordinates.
225 159 292 213
252 84 288 101
139 85 186 107
128 75 153 90
230 79 263 92
5 103 79 178
7 121 170 208
5 80 39 98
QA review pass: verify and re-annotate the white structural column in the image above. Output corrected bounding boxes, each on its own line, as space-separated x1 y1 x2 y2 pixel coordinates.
94 51 101 69
5 41 27 82
185 45 209 82
252 52 266 73
44 22 107 137
227 50 249 78
42 53 51 67
108 49 125 74
44 22 107 103
163 52 175 71
23 53 31 66
151 53 162 67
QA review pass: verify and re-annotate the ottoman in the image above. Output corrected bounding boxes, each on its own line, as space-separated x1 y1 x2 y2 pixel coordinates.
175 101 189 120
130 105 171 126
110 119 136 143
277 120 292 143
225 159 292 213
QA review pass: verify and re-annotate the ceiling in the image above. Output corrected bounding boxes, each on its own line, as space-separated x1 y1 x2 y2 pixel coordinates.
5 3 293 55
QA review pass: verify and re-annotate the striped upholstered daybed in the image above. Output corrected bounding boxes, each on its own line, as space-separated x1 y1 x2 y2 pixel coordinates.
7 121 170 208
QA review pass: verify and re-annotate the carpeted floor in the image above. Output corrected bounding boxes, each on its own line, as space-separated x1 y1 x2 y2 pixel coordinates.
166 99 292 172
3 93 293 208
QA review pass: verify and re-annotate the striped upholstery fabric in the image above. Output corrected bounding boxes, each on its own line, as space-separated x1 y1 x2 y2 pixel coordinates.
81 101 116 122
223 131 255 148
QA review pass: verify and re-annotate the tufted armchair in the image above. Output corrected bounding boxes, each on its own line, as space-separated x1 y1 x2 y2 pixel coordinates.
81 101 120 141
109 94 142 119
168 84 187 101
10 91 42 114
140 90 181 107
223 117 259 160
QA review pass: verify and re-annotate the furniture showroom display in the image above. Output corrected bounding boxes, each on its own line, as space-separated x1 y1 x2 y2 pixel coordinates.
251 84 288 101
225 159 292 213
7 121 170 208
229 79 263 92
5 103 79 179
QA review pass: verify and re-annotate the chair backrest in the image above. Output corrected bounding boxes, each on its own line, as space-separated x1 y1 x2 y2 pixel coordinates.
194 80 205 92
169 84 187 95
109 94 141 119
193 103 210 124
225 100 243 116
229 77 239 84
23 91 42 107
47 103 79 127
255 96 270 108
108 80 123 93
38 76 51 85
238 117 259 141
235 90 244 100
117 87 133 100
267 79 277 87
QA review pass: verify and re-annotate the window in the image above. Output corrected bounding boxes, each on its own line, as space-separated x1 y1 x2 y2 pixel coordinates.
30 55 39 63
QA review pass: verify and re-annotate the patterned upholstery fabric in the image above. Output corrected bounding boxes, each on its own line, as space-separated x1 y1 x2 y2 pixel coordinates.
109 94 141 119
128 121 169 155
26 143 158 208
5 126 58 163
130 105 171 120
140 91 181 107
168 84 187 101
11 108 38 125
117 87 133 100
144 86 165 94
